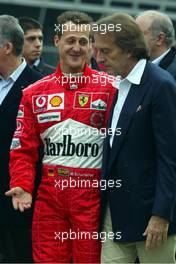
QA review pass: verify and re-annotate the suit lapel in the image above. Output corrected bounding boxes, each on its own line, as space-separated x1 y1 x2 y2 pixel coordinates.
108 63 150 170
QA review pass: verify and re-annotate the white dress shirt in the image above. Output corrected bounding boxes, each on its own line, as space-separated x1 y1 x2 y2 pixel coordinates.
110 59 147 147
0 58 26 105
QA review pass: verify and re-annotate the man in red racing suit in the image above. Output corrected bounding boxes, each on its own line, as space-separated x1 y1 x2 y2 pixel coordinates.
6 11 116 263
7 64 116 263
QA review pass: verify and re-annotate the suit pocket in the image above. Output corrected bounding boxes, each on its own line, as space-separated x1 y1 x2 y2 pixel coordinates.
132 106 149 119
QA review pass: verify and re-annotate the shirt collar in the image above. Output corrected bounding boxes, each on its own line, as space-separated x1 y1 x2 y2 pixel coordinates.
113 59 147 88
152 48 170 65
10 58 27 82
33 58 40 67
0 58 27 82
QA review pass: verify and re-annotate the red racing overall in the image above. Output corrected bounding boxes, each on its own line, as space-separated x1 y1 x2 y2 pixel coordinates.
10 64 116 263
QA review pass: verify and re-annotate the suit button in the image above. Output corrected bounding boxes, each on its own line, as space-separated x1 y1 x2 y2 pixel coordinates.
126 189 131 193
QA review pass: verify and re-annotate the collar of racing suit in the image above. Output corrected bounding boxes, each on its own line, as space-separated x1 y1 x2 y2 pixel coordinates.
55 63 93 90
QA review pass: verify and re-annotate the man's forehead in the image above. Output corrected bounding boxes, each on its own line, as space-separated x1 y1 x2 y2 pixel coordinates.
62 21 91 35
94 33 112 44
25 29 43 36
63 32 89 40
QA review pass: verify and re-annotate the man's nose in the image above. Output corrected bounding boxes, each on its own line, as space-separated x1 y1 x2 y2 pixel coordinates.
96 50 105 64
73 42 81 52
34 38 42 47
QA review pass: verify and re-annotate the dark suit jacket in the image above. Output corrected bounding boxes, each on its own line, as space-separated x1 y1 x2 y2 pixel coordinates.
0 65 43 227
90 57 100 70
159 47 176 80
33 58 55 76
100 61 176 242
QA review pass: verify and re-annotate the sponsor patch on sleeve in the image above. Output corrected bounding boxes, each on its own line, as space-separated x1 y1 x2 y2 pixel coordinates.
17 105 24 118
10 138 21 150
14 120 23 136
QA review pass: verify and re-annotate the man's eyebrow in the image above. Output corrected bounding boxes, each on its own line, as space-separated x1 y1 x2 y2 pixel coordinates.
26 36 43 39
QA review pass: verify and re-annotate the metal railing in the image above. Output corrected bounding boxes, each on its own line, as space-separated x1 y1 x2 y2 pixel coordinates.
1 0 176 19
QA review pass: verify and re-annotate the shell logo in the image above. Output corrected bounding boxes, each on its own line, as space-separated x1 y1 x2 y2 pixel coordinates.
50 96 62 107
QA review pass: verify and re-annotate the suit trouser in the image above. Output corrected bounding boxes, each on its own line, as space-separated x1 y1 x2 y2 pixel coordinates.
101 206 176 263
0 227 33 263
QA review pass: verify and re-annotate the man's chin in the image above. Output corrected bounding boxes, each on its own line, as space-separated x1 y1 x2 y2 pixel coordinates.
68 63 85 72
104 67 115 75
107 70 115 75
30 56 40 63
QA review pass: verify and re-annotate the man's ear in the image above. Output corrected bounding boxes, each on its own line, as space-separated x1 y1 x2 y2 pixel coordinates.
54 35 60 47
3 42 13 55
156 32 165 46
126 52 133 59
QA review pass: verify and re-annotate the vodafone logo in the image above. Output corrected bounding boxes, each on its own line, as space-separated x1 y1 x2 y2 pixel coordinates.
36 96 47 108
32 95 48 113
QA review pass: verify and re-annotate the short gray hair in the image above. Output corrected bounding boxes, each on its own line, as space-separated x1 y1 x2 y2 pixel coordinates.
96 13 148 60
0 15 24 56
137 10 175 48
